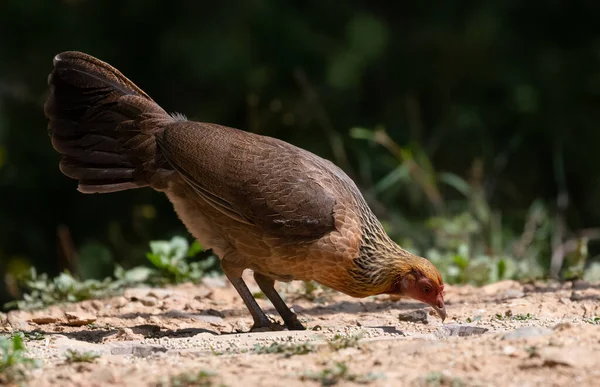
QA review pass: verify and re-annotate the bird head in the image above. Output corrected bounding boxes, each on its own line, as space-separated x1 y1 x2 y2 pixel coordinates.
389 256 446 321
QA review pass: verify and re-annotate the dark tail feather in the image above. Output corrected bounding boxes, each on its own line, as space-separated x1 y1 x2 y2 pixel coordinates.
45 51 173 193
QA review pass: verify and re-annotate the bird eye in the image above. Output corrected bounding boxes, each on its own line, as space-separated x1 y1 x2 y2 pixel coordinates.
423 286 432 293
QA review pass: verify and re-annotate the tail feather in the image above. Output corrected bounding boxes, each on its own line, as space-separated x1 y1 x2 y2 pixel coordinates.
45 51 173 193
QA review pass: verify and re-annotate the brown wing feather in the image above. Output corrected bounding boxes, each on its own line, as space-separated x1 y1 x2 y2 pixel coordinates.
157 121 338 237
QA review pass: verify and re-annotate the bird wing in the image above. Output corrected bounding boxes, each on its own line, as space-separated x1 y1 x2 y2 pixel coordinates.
156 121 339 238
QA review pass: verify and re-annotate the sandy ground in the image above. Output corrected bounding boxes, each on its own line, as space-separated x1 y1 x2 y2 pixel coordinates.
1 275 600 387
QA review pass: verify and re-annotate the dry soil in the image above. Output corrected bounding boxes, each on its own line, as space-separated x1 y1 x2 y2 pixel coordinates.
1 275 599 387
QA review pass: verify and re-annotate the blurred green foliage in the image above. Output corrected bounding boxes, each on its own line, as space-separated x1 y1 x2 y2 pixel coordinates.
145 237 217 285
0 334 40 384
1 1 600 305
5 237 218 310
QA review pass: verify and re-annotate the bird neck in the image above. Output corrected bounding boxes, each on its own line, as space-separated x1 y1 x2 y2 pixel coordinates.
348 226 415 296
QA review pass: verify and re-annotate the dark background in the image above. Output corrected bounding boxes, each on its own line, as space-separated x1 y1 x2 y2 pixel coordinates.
2 1 600 304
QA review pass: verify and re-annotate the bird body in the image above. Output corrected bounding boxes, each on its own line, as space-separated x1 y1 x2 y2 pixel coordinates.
45 52 446 330
158 122 396 298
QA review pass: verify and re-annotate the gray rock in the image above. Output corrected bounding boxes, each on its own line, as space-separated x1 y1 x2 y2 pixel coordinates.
109 344 166 357
132 344 167 357
191 314 224 324
398 309 429 324
63 311 96 326
147 289 177 299
541 347 597 368
139 297 158 307
436 324 488 338
502 326 553 340
572 280 591 290
570 288 600 301
124 288 151 300
502 289 525 300
201 276 228 288
7 311 31 330
29 315 61 324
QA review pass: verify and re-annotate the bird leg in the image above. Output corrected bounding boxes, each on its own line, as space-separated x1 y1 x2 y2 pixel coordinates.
221 258 276 330
225 274 275 330
253 272 305 331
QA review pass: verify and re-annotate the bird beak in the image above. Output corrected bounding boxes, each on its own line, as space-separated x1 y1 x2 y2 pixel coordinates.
432 304 446 322
431 295 446 322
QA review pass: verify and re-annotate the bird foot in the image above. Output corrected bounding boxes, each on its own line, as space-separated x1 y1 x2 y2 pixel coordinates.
283 319 306 331
250 321 285 332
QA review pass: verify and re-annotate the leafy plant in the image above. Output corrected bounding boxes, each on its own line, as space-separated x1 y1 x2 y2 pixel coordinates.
0 334 40 384
494 311 534 321
145 237 217 284
254 341 314 357
583 317 600 325
465 316 482 323
169 371 224 387
4 268 122 310
423 371 464 387
327 333 363 351
4 237 218 311
157 370 223 387
301 362 381 386
12 331 45 341
512 313 535 321
64 349 100 363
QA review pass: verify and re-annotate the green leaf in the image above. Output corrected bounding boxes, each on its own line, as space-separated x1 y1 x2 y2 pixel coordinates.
146 253 167 269
374 164 411 193
498 259 506 279
12 334 24 351
121 266 153 283
187 241 204 257
149 241 173 257
452 255 469 269
439 172 471 197
168 236 189 261
349 127 375 141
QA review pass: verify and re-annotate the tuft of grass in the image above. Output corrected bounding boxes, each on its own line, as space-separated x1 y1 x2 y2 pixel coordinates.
254 341 314 357
423 371 464 387
158 370 223 387
494 311 534 321
0 334 40 384
327 333 363 351
465 316 482 323
12 330 45 341
64 349 100 363
512 313 535 321
583 317 600 325
86 323 116 331
209 342 251 357
301 362 382 386
525 346 539 358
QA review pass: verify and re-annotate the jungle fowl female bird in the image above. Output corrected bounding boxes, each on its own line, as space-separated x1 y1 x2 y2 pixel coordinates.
45 52 446 330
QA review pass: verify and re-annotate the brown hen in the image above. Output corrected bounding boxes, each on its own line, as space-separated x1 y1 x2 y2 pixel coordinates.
44 52 446 330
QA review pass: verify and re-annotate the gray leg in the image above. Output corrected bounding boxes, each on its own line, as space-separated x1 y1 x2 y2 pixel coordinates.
221 259 273 330
226 275 273 330
253 272 305 331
